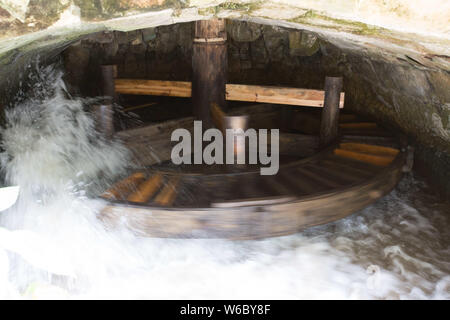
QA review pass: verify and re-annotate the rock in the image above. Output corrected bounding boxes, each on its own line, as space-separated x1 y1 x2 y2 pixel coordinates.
51 4 81 28
0 0 29 22
115 30 141 44
103 41 119 58
228 21 262 42
142 28 156 42
85 31 114 44
118 0 166 9
131 34 143 45
176 22 192 50
288 31 320 57
74 0 102 19
427 70 450 103
252 4 308 20
250 37 268 66
262 25 287 61
62 44 90 93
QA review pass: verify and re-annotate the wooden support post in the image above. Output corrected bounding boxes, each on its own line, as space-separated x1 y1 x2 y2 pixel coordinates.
101 65 117 101
96 65 117 138
320 77 343 146
224 115 249 158
192 19 227 129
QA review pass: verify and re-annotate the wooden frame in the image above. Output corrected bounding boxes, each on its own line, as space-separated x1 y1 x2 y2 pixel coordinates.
114 79 345 109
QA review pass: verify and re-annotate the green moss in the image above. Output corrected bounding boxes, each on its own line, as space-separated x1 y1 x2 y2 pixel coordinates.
74 0 190 20
74 0 103 19
198 6 215 16
199 1 262 16
289 10 381 36
27 0 70 24
100 0 123 15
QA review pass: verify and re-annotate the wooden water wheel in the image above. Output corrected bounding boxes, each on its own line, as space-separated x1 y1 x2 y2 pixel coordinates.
98 104 411 239
94 19 411 239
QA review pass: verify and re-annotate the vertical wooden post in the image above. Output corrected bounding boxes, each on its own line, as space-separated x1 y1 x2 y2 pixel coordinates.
224 115 249 159
96 65 117 138
320 76 343 146
101 65 117 101
192 19 228 129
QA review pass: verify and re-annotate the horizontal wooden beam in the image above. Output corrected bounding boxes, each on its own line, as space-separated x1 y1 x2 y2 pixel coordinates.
114 79 345 108
226 84 344 108
115 79 192 97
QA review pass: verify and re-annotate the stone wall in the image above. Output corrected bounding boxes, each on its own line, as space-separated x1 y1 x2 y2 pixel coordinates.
63 21 327 94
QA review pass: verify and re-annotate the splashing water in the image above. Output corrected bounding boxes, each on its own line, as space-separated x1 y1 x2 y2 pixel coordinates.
0 65 449 299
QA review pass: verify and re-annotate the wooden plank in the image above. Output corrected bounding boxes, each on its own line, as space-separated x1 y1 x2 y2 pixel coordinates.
115 79 192 97
171 176 211 208
319 158 375 179
278 169 323 194
226 84 345 108
296 166 342 189
154 177 180 206
341 135 396 147
339 122 377 130
339 142 399 157
340 128 393 137
102 172 146 200
306 163 360 185
324 154 380 175
257 175 294 196
334 148 395 167
212 196 295 208
127 174 163 203
114 79 345 108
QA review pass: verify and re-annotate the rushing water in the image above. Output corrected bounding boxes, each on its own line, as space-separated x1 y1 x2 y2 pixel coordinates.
0 65 449 299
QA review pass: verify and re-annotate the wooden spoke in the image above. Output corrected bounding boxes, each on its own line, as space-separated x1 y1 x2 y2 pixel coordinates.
259 175 295 197
278 169 324 194
127 174 163 203
305 163 360 185
340 129 393 137
296 167 342 189
334 148 396 167
339 142 399 157
339 122 377 130
154 177 180 206
341 135 396 147
319 158 375 180
172 176 211 208
115 79 192 97
236 174 274 199
102 172 146 200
